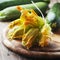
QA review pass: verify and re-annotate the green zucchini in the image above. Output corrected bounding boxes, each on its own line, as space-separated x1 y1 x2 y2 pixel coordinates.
46 3 60 31
0 0 50 10
0 2 48 21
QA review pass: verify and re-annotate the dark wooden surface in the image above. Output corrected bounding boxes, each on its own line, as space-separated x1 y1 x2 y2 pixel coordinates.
0 22 54 60
1 22 50 60
0 22 60 60
0 22 35 60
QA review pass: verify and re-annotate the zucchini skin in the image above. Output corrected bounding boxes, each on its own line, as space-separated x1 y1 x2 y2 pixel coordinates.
46 3 60 31
0 0 50 10
0 2 48 21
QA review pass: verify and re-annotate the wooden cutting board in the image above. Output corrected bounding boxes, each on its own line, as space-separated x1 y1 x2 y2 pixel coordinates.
2 27 60 58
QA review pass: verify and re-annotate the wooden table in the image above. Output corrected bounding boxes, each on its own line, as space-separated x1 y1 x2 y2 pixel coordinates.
1 22 51 60
0 22 35 60
0 22 60 60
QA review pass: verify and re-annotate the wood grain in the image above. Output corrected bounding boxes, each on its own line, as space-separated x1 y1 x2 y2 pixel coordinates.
0 22 34 60
2 27 60 58
1 22 60 60
0 22 48 60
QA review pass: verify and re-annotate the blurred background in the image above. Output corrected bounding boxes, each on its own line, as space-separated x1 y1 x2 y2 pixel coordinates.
0 0 60 60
